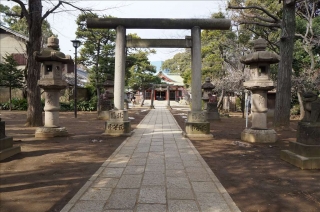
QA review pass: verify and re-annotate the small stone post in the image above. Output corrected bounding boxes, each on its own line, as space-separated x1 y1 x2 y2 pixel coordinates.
150 84 155 109
240 38 280 143
34 36 71 138
104 25 131 136
125 92 130 109
0 117 21 160
166 85 171 109
281 92 320 169
184 26 211 138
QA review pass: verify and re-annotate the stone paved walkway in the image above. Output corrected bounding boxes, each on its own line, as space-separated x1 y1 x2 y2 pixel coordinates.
61 108 240 212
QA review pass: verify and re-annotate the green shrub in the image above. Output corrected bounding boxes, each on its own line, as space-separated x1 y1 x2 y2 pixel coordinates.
0 98 28 110
290 104 300 115
76 97 97 111
89 96 98 110
60 102 72 111
0 97 98 112
236 97 242 112
0 102 9 110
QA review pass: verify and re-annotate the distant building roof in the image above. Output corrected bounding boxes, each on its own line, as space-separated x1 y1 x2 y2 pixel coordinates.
64 68 89 87
156 71 184 86
0 24 29 41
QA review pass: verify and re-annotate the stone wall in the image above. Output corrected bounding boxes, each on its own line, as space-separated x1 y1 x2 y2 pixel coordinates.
0 87 24 103
0 86 89 104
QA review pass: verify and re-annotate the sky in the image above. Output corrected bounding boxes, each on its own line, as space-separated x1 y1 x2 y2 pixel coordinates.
2 0 227 61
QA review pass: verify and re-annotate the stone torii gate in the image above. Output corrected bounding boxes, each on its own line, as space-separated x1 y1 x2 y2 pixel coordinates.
87 18 230 137
148 84 173 110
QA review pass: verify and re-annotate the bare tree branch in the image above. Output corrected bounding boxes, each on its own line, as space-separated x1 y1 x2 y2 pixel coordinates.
238 20 281 28
246 27 279 53
228 5 280 23
242 13 279 24
9 0 29 23
42 1 63 21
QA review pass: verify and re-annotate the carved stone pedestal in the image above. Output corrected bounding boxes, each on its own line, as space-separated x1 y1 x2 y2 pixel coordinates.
98 98 113 120
98 111 110 120
0 119 21 161
35 87 69 138
207 102 220 121
103 110 132 136
183 111 212 138
35 127 68 138
281 122 320 169
241 128 277 143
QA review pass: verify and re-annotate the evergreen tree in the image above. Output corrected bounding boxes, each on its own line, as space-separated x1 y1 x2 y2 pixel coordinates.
127 50 161 106
0 54 24 110
75 13 116 110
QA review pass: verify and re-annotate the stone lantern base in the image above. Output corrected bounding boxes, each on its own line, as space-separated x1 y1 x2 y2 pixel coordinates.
241 128 277 143
0 136 21 161
207 102 220 121
183 111 213 138
281 122 320 169
35 127 68 138
103 110 133 136
98 111 110 120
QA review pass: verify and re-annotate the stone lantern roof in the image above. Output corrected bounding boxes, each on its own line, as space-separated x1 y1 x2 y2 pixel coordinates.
201 77 215 90
240 37 280 65
34 36 72 63
103 75 114 89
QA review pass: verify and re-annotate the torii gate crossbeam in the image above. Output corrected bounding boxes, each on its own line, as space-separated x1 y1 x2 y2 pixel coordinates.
87 18 230 30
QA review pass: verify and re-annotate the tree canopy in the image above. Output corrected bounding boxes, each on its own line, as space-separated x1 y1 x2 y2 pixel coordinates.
75 13 117 109
0 4 56 48
127 49 160 92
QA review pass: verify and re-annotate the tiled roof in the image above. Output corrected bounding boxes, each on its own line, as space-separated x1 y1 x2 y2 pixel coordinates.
0 24 29 41
156 71 184 86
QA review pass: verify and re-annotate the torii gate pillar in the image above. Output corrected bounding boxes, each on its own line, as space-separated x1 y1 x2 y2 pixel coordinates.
184 26 212 138
104 25 132 136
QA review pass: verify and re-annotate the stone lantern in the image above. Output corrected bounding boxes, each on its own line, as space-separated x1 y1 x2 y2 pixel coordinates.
201 77 215 110
98 75 114 120
34 36 71 138
240 37 280 143
0 117 21 160
202 77 220 121
281 91 320 169
124 91 131 109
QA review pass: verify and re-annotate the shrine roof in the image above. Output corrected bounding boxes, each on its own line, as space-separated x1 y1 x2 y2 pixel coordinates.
156 71 184 86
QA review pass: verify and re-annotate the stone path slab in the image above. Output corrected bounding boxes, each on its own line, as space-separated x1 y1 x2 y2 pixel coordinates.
61 108 240 212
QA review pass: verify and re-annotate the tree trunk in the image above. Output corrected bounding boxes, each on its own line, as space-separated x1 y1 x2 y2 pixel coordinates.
25 0 43 126
240 93 245 118
96 79 100 111
140 89 145 106
297 91 305 120
9 86 12 111
217 89 224 109
95 41 101 111
274 1 296 130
